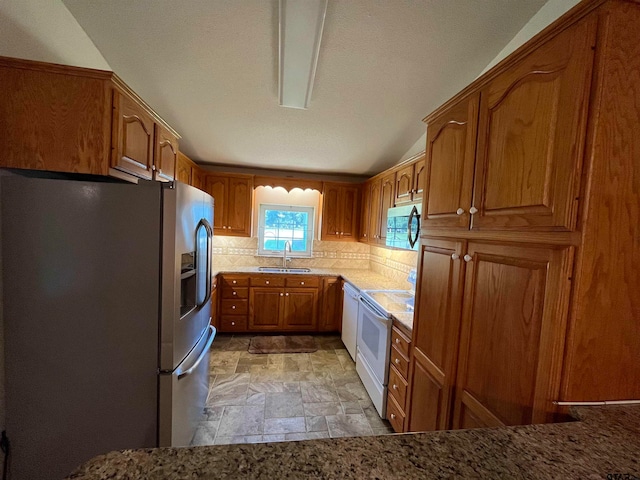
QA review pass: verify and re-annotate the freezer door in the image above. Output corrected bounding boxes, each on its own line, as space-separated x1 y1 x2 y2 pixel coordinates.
160 182 214 371
158 325 216 446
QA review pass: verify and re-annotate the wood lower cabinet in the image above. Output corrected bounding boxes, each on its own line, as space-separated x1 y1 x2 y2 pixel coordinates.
319 277 342 332
204 174 253 237
321 182 360 241
283 288 318 330
407 238 465 432
387 325 411 433
249 287 284 330
0 56 180 182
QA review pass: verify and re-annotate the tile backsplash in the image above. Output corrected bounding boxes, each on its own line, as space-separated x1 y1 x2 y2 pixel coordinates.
212 236 418 288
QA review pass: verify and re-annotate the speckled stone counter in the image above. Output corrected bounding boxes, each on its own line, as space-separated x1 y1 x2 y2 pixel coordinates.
67 405 640 479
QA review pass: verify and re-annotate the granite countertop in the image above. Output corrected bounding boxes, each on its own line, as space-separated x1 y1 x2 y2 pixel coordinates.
67 405 640 479
213 267 415 331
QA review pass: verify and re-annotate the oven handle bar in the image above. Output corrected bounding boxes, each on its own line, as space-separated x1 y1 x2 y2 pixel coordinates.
358 295 391 322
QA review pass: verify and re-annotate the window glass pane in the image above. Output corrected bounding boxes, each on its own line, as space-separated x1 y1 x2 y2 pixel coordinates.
258 204 314 257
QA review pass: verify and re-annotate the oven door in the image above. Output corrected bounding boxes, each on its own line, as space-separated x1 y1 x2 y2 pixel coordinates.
356 296 393 386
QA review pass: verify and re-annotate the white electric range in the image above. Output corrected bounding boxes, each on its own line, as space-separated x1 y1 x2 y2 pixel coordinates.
356 289 414 417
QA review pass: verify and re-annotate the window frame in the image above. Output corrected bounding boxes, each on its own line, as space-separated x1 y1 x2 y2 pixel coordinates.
257 203 315 258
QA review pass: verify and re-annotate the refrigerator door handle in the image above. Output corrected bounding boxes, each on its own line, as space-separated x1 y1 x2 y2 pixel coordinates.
176 325 216 379
196 219 213 309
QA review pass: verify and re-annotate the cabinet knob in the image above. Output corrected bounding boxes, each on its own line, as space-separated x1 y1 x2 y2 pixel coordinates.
265 281 270 285
233 291 237 296
231 321 235 326
456 208 465 215
286 292 289 296
335 231 339 235
232 280 237 284
231 305 236 310
464 254 473 263
280 293 284 297
393 384 398 390
469 206 478 214
451 253 460 260
340 232 344 235
151 165 156 171
364 234 367 237
395 338 400 344
390 413 396 420
223 226 227 229
301 281 305 285
395 358 400 364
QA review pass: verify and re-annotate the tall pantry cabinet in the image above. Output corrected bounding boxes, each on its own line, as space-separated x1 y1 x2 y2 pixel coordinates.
407 0 640 432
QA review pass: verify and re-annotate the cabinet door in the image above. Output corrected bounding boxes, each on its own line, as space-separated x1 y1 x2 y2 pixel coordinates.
205 175 228 233
249 288 283 330
339 186 359 240
472 18 596 231
154 124 178 182
192 167 204 191
394 164 414 205
359 183 370 242
176 152 192 184
227 176 253 237
112 92 154 180
412 158 426 204
422 94 478 230
452 242 573 428
319 277 341 332
321 183 341 240
283 288 318 330
379 173 395 244
368 179 382 242
408 238 465 432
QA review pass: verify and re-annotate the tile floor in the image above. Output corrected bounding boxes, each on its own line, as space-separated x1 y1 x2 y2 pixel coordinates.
191 334 394 446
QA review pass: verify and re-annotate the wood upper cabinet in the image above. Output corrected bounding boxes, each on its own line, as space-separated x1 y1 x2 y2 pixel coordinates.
394 155 426 206
368 179 382 242
112 91 155 180
176 152 192 184
359 183 371 242
379 173 395 243
204 174 253 237
321 182 359 241
422 94 479 230
192 168 205 191
471 17 596 231
408 238 465 432
452 242 573 428
153 124 178 182
319 277 342 332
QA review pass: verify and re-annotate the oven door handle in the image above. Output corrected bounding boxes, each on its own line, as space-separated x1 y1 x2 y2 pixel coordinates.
358 296 391 323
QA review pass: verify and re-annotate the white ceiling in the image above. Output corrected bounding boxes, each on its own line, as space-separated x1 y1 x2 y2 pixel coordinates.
64 0 546 176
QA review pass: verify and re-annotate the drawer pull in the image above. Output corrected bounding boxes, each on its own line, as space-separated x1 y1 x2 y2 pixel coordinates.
231 321 235 326
393 384 398 390
232 280 237 284
231 305 236 310
266 280 270 285
395 338 400 344
390 413 396 420
233 291 237 296
301 281 305 285
395 358 400 364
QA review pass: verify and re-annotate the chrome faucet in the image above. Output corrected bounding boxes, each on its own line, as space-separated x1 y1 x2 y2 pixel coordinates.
282 240 292 268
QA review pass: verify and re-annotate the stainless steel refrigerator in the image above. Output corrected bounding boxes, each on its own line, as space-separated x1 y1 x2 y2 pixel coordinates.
0 170 216 480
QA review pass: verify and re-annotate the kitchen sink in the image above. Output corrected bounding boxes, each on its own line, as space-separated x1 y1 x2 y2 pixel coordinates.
258 267 312 273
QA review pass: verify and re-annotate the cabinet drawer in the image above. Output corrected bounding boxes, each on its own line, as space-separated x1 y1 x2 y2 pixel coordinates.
221 275 249 288
391 327 411 359
220 299 248 315
388 365 408 409
220 315 247 332
386 392 406 433
250 275 285 287
391 348 409 377
222 287 248 299
285 276 319 288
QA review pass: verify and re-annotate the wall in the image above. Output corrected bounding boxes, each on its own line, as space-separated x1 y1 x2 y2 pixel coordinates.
479 0 582 75
0 0 110 69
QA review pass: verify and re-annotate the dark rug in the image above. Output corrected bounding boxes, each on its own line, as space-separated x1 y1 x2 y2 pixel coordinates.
248 335 318 354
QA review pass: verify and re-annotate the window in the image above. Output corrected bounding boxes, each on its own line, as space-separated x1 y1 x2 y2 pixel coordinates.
258 204 314 257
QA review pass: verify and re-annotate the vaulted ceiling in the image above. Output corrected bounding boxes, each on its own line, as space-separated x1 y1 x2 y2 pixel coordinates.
64 0 546 175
